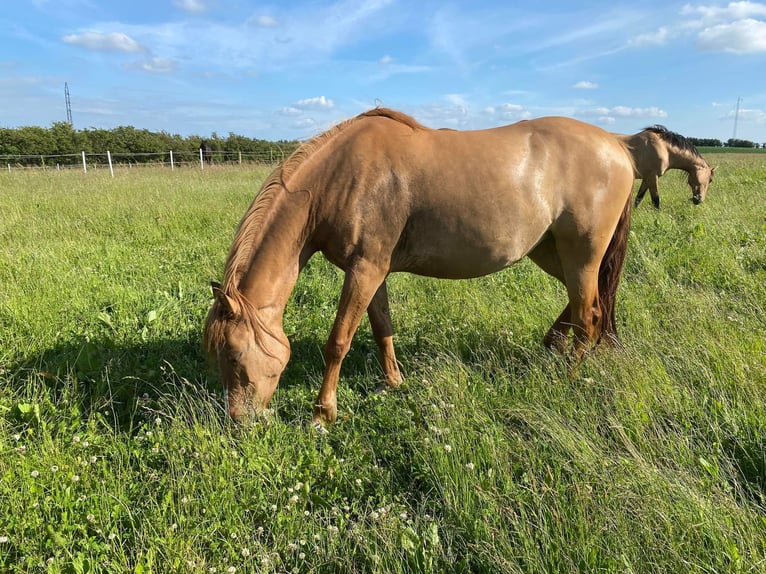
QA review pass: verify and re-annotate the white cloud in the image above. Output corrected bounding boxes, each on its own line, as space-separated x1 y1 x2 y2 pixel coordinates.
256 15 279 28
279 106 303 116
722 106 766 122
629 26 672 47
681 1 766 22
62 31 145 53
574 81 599 89
296 96 335 109
137 57 177 73
482 103 531 122
174 0 207 13
698 18 766 52
583 106 668 122
379 54 393 65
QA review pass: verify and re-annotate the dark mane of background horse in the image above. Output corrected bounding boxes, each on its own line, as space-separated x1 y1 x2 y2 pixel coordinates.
200 140 213 164
642 125 702 158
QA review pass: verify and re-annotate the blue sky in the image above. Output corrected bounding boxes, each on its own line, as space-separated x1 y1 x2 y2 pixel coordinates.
1 0 765 142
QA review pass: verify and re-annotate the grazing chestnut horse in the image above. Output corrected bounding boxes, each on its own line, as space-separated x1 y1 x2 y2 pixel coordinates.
204 108 636 425
615 125 715 209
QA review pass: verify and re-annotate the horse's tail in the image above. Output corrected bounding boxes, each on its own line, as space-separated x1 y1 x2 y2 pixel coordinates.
597 192 633 345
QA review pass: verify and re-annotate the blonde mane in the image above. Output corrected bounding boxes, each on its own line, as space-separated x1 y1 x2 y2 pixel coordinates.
204 107 426 354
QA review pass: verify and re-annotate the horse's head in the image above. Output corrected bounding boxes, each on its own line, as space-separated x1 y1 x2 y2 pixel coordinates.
205 282 290 420
689 164 715 204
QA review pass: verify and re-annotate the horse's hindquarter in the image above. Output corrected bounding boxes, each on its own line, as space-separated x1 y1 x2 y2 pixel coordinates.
390 119 631 278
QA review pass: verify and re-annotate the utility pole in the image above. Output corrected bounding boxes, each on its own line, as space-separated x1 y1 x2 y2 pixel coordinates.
65 82 73 126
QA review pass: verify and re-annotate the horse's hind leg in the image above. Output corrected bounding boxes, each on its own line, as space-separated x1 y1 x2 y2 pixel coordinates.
527 234 571 353
314 259 388 426
367 280 403 390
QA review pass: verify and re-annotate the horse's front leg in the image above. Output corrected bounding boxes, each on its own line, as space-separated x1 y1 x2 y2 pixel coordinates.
314 260 388 426
367 280 403 390
543 303 571 354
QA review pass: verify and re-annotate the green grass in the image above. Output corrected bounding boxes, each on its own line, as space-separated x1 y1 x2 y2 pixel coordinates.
1 158 764 573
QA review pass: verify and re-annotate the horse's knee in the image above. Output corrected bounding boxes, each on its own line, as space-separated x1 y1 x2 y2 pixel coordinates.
324 339 350 364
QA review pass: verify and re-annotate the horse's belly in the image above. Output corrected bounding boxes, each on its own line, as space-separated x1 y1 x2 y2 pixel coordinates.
391 219 542 279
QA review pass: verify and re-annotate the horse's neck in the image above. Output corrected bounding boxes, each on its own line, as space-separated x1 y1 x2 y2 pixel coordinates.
666 146 704 172
236 192 313 320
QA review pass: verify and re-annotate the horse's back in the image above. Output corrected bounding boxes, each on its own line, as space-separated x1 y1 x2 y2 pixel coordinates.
310 113 635 279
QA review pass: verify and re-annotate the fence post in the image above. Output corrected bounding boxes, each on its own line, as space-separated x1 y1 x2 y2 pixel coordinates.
239 151 242 165
199 148 204 170
170 150 174 171
107 151 114 178
81 151 87 173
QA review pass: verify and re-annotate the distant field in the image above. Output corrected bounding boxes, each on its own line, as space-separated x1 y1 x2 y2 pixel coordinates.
698 146 766 154
0 160 764 573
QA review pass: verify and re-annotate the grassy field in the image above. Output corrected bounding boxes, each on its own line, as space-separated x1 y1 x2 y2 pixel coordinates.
1 154 764 573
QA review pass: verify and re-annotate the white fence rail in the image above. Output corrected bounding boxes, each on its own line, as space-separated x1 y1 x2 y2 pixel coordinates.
2 148 291 175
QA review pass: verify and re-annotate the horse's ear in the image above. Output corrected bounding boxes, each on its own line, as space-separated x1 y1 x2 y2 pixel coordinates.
211 281 240 317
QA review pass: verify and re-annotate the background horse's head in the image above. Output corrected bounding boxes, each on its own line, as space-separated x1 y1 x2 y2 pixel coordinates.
204 282 291 420
689 164 715 204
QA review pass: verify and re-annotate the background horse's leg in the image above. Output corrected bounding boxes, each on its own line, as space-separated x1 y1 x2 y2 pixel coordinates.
648 175 661 209
528 235 571 353
634 179 649 207
314 259 388 425
367 280 403 390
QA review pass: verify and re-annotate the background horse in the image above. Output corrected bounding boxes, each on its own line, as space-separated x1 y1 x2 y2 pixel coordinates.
204 108 636 425
200 140 213 165
616 125 715 209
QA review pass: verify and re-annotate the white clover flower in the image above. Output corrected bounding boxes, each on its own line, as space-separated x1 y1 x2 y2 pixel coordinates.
465 462 475 471
71 475 80 482
355 479 362 486
108 533 117 541
288 542 298 551
444 444 452 453
50 465 59 472
87 514 95 523
12 434 20 441
298 553 305 560
30 470 39 478
90 456 97 464
73 435 81 443
181 497 189 505
0 536 8 543
227 567 237 574
240 548 250 557
16 445 27 454
289 495 299 504
230 532 238 539
256 527 264 536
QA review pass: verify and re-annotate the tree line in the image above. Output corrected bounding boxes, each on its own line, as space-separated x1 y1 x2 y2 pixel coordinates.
688 137 764 149
0 122 300 166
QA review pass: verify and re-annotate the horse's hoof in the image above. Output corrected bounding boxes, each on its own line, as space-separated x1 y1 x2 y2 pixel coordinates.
311 421 329 435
